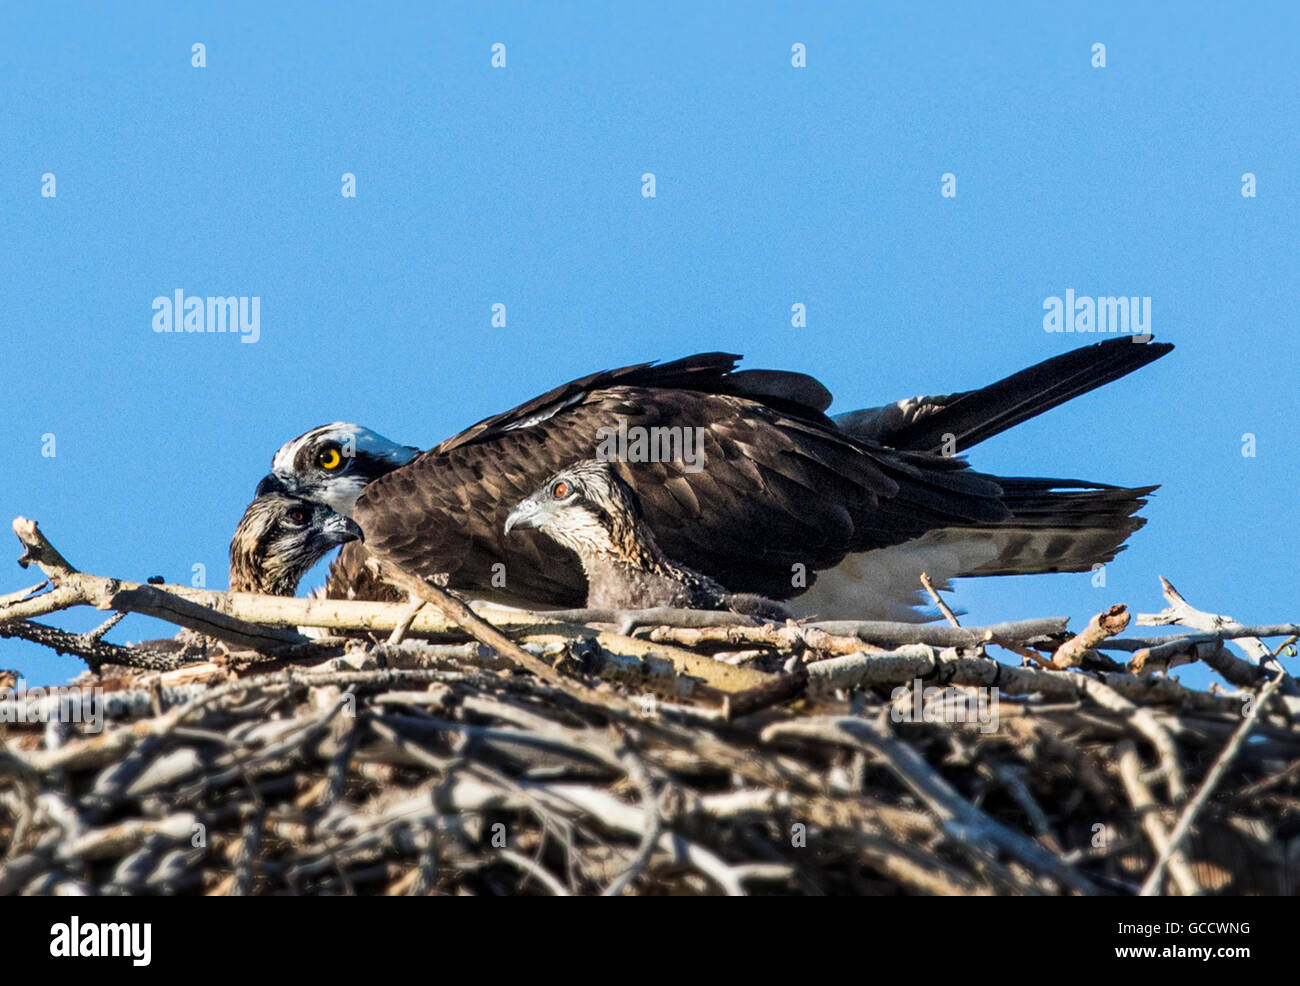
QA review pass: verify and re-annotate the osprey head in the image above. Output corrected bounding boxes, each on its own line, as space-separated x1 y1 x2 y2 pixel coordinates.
230 493 363 596
505 459 642 555
257 423 419 517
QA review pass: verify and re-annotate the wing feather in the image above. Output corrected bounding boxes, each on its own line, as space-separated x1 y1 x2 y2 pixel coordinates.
356 366 1011 601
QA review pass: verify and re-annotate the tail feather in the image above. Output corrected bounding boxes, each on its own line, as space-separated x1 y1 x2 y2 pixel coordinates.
835 336 1173 453
933 478 1156 576
792 480 1157 620
798 338 1171 619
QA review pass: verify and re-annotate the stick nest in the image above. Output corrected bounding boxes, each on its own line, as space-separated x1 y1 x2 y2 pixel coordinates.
1 517 1298 895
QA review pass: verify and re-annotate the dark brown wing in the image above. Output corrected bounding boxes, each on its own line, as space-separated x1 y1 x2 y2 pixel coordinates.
436 352 837 453
354 355 1009 602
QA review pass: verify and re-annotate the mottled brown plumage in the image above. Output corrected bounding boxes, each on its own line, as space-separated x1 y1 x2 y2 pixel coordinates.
323 540 406 602
229 494 362 596
507 460 790 619
355 354 1003 605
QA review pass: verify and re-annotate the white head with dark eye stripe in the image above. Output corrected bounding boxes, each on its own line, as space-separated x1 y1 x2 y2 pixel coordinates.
258 423 420 517
504 460 645 559
229 493 363 596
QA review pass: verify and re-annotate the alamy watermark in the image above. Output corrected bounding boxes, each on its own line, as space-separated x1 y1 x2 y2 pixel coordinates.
595 417 706 472
50 917 151 966
152 289 261 343
890 679 1000 733
0 679 105 733
1042 289 1150 335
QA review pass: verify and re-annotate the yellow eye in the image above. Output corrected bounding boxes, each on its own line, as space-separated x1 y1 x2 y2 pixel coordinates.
318 446 343 470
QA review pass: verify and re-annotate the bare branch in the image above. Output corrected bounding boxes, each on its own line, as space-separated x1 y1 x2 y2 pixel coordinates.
1052 604 1130 669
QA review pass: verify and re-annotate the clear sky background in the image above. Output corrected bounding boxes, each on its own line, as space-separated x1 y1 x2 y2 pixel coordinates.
3 1 1296 689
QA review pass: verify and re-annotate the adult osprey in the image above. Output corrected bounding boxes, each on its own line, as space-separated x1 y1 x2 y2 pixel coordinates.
506 459 791 619
257 337 1171 617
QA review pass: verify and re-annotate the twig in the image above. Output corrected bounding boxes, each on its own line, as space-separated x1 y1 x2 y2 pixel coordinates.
1138 576 1298 698
0 581 48 607
0 619 194 672
807 617 1068 648
1052 604 1130 669
984 631 1051 667
1116 741 1201 896
386 599 426 646
1077 677 1185 801
1138 668 1289 896
919 572 961 628
761 716 1098 894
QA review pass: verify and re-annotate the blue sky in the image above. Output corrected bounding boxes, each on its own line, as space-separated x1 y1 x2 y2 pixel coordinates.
3 1 1296 688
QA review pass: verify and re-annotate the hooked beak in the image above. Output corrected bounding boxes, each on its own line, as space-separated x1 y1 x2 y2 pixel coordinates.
504 497 545 536
322 512 363 545
256 473 288 497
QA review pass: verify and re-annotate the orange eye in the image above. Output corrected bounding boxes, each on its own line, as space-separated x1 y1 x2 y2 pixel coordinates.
552 481 569 499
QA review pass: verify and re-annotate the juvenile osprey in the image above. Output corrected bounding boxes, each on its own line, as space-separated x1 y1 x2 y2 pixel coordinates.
506 460 790 619
229 493 362 596
258 337 1172 617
